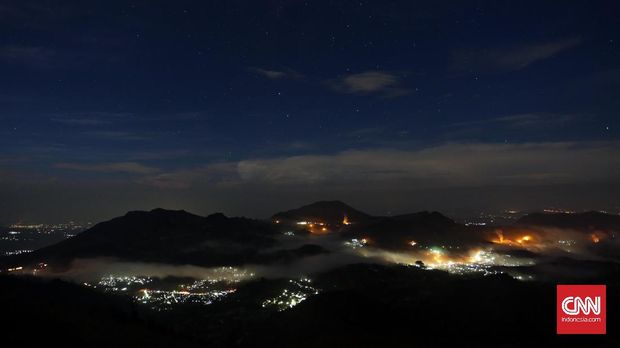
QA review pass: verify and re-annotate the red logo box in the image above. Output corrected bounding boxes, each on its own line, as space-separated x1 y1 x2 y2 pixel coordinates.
557 284 606 334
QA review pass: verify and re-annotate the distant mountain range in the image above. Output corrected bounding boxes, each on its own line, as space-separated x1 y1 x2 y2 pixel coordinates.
3 202 619 269
516 211 620 232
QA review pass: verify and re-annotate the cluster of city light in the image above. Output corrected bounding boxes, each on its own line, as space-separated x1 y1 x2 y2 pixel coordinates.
464 222 487 226
1 222 87 247
31 262 48 275
356 238 538 279
179 269 254 290
542 209 576 214
3 249 33 256
1 235 20 241
200 266 255 283
7 221 91 234
135 288 236 311
426 249 505 276
88 269 251 311
425 245 537 276
433 263 503 276
1 262 47 275
411 248 500 276
261 277 320 311
469 249 495 264
295 221 324 226
294 220 330 233
344 238 368 249
96 275 153 292
557 239 577 247
291 215 352 234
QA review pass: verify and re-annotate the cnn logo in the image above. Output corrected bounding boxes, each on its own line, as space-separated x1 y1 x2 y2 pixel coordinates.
561 296 601 315
557 285 606 334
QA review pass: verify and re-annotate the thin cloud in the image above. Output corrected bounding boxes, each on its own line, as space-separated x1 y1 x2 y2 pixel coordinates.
329 71 411 97
0 2 88 29
454 37 582 73
250 67 303 80
493 113 577 128
449 113 578 129
84 131 150 141
136 162 238 189
51 112 133 126
0 45 56 67
52 118 110 126
233 142 620 186
55 162 160 174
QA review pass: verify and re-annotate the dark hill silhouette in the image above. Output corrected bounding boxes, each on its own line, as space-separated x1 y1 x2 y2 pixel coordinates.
3 208 317 269
343 211 481 249
271 201 483 248
271 200 372 225
516 211 620 231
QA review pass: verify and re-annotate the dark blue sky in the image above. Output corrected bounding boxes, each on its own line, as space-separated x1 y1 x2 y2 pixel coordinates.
1 1 619 222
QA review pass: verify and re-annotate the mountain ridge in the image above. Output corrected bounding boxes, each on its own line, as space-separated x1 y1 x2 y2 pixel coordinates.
516 211 620 231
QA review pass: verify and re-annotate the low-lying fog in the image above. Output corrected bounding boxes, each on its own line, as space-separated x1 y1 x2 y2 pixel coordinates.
43 226 619 283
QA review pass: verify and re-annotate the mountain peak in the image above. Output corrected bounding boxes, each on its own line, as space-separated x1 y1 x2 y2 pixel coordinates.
122 208 196 217
271 200 371 225
206 212 228 221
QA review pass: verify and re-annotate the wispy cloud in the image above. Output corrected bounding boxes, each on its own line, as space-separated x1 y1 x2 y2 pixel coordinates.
51 112 132 126
84 131 150 141
52 118 110 126
454 37 582 73
0 45 56 67
136 162 238 189
328 71 411 97
0 2 87 29
135 141 620 189
55 162 159 174
250 67 303 80
449 112 578 129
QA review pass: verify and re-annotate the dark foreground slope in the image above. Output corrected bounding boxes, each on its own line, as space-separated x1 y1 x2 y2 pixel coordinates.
241 264 619 348
0 275 198 348
2 262 618 348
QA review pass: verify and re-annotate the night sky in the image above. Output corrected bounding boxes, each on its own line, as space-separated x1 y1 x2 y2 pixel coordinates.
1 1 619 222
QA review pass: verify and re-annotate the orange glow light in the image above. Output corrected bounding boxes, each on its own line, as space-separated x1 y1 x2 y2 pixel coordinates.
342 216 351 225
